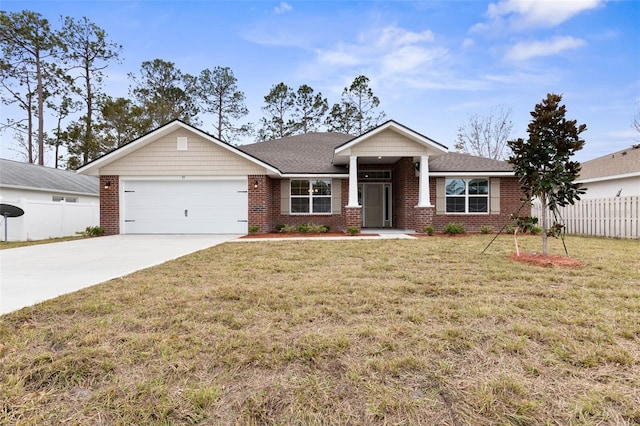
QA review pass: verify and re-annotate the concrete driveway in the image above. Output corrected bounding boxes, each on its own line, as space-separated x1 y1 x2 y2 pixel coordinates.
0 234 240 315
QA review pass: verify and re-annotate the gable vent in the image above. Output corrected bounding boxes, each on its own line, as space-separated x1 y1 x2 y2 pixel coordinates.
177 137 188 151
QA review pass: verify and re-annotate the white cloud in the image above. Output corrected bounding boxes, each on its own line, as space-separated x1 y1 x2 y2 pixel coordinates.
477 0 605 31
461 38 475 49
505 36 586 61
274 1 292 14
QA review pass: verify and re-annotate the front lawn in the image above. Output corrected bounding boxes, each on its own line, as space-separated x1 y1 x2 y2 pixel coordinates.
1 235 638 424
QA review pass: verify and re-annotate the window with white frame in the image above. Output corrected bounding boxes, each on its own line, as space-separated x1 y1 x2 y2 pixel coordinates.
290 179 331 214
445 178 489 213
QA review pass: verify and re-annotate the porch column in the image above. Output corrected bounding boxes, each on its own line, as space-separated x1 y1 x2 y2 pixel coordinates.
417 155 432 207
347 155 360 207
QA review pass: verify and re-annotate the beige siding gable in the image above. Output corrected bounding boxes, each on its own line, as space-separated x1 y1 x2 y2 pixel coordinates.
101 129 268 176
350 129 434 157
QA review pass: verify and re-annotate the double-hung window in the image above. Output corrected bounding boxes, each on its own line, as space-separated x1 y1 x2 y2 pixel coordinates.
290 179 332 214
445 178 489 213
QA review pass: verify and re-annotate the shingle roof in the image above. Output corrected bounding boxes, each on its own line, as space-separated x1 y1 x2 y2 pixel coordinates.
579 145 640 180
429 152 513 173
240 133 513 174
0 159 99 195
239 132 354 174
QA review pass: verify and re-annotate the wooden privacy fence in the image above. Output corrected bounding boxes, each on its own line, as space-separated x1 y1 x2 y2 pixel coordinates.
532 196 639 239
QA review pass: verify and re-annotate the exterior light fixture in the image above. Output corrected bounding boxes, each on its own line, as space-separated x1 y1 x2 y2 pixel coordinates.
254 180 259 189
104 181 112 190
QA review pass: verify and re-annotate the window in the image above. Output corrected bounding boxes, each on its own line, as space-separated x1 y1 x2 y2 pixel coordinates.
445 178 489 213
52 196 64 202
66 197 78 203
52 196 79 203
358 170 391 180
290 179 331 214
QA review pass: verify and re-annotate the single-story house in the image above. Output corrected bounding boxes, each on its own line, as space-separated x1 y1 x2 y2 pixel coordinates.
0 159 99 241
578 145 640 199
77 119 528 235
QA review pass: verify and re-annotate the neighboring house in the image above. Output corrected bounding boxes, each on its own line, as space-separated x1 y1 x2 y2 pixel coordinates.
0 159 99 241
577 145 640 199
77 119 528 235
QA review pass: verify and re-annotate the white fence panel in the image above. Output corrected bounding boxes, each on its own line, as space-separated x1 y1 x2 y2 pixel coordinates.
531 196 639 239
0 198 99 241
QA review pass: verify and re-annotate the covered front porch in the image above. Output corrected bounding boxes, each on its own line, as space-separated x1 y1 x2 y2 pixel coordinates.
332 121 448 232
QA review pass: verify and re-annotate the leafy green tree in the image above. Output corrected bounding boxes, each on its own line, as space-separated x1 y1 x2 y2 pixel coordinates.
292 84 328 134
196 67 251 143
257 82 296 140
507 93 586 255
454 106 513 160
0 10 61 164
129 59 199 129
59 16 122 166
326 75 385 135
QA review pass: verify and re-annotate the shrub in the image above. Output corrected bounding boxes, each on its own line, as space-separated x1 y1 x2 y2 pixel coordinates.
442 223 466 235
297 224 309 233
275 224 285 232
248 225 259 234
347 226 359 235
423 225 434 236
282 225 297 233
530 226 542 235
480 225 493 234
307 223 329 233
79 226 105 237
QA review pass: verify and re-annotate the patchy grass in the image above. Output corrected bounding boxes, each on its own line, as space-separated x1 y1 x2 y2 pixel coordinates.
0 235 638 425
0 235 85 250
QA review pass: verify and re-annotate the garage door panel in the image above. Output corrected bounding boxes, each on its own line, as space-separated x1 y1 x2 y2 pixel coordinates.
123 179 247 234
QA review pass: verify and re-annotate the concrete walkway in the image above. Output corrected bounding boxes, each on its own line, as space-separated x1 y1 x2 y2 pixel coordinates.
0 234 240 315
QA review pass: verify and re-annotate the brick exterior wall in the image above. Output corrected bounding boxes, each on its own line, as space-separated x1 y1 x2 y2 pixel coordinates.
345 207 362 232
431 177 530 233
267 177 350 232
248 175 272 233
392 157 419 230
100 175 119 235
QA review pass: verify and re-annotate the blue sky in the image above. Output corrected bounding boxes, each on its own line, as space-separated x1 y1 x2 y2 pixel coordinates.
1 0 639 164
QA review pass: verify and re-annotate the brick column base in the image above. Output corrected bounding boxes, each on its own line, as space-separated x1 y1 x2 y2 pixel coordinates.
100 175 119 235
345 207 362 232
414 206 435 233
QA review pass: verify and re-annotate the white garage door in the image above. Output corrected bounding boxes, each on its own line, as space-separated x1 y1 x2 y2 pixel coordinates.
122 179 248 234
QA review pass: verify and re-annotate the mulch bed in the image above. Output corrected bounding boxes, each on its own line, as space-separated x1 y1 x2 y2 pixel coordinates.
241 232 379 239
510 253 583 268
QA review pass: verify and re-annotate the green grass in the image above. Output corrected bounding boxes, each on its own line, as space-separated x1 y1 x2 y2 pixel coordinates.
1 235 639 424
0 235 86 250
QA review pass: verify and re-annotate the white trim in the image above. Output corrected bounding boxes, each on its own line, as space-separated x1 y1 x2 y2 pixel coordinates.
577 171 640 183
334 121 448 156
429 171 514 177
0 184 98 197
281 173 347 178
77 120 280 176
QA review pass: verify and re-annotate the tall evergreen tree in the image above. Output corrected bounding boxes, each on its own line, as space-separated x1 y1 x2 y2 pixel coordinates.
59 16 122 166
508 93 586 255
129 59 199 129
257 82 296 140
326 75 385 135
197 67 250 143
0 10 61 164
291 84 328 134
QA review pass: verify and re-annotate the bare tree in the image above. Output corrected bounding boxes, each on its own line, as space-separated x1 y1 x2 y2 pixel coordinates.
455 106 513 160
633 110 640 138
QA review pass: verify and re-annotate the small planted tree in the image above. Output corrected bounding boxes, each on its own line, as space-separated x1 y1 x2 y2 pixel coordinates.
507 93 586 256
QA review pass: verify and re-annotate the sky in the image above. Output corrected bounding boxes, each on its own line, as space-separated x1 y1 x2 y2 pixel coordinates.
1 0 639 165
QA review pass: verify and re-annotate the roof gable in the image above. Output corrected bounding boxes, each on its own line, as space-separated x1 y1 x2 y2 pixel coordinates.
0 159 99 195
77 120 279 176
333 120 448 165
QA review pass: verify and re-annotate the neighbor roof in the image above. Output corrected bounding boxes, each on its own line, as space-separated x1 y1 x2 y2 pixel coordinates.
0 159 99 195
578 145 640 181
240 132 353 174
429 152 513 173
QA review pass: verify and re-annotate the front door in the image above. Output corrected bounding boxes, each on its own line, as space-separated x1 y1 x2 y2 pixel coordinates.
360 183 392 228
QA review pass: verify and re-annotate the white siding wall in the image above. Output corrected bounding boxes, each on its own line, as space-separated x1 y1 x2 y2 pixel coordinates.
101 129 268 176
578 176 640 199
